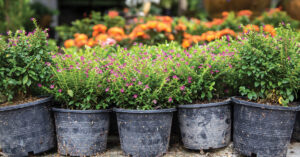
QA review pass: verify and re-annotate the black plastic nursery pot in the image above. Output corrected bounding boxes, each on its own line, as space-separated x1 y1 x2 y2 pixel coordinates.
114 108 176 157
232 97 300 157
52 108 111 156
292 112 300 141
177 99 232 150
0 97 55 157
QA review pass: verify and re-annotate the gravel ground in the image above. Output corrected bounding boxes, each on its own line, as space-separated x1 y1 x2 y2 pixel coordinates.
20 136 299 157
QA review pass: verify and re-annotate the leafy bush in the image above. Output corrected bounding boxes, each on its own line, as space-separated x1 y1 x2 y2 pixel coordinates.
234 24 300 106
0 19 53 102
105 41 236 109
253 9 299 29
44 46 113 110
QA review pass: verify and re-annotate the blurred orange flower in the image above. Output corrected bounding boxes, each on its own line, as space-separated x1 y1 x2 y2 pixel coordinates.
168 34 175 40
156 22 171 32
243 24 260 33
268 7 281 15
108 27 125 36
238 10 253 17
93 24 107 33
87 38 95 47
182 39 190 48
74 34 88 47
64 39 75 48
95 34 108 43
222 11 229 18
175 23 187 31
108 10 119 18
263 24 276 37
146 21 158 29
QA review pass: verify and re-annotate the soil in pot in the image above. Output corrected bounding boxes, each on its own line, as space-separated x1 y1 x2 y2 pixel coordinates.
0 97 43 107
178 99 231 150
232 97 299 157
53 108 110 156
114 108 176 157
0 97 56 156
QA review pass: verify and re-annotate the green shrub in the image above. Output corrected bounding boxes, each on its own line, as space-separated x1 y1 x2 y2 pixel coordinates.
0 19 53 102
234 24 300 106
44 46 113 110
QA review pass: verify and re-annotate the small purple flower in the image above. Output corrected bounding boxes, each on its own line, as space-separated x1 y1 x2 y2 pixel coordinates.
120 88 124 93
58 89 62 93
37 83 42 88
173 75 179 80
50 85 54 89
30 17 35 21
45 62 51 66
153 100 157 104
105 88 109 92
168 97 173 102
188 77 192 83
144 84 149 90
180 85 185 91
133 94 138 99
80 56 85 61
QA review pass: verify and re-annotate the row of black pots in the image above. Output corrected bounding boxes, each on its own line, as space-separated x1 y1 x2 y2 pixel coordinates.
0 97 300 157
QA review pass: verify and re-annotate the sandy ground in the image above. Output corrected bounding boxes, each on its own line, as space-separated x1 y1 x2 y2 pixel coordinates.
25 136 300 157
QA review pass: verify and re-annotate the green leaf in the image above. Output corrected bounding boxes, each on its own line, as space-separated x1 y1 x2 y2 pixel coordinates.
201 93 205 99
289 95 294 102
255 82 259 87
247 71 251 76
23 75 28 85
248 93 253 100
67 90 74 97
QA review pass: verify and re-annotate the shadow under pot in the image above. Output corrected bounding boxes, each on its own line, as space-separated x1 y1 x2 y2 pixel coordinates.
0 97 55 157
114 108 176 157
292 112 300 141
52 108 111 156
177 99 232 150
231 97 300 157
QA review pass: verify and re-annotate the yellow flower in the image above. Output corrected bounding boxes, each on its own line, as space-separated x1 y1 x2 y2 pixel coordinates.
278 96 283 105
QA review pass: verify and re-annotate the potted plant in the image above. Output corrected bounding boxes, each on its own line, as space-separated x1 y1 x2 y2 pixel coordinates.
232 24 300 157
44 47 112 156
174 39 236 150
0 19 56 156
111 44 176 157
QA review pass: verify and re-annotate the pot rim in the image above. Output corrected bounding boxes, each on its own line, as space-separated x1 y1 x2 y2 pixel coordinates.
113 108 176 113
178 98 231 109
0 96 52 112
52 107 112 113
231 97 300 111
